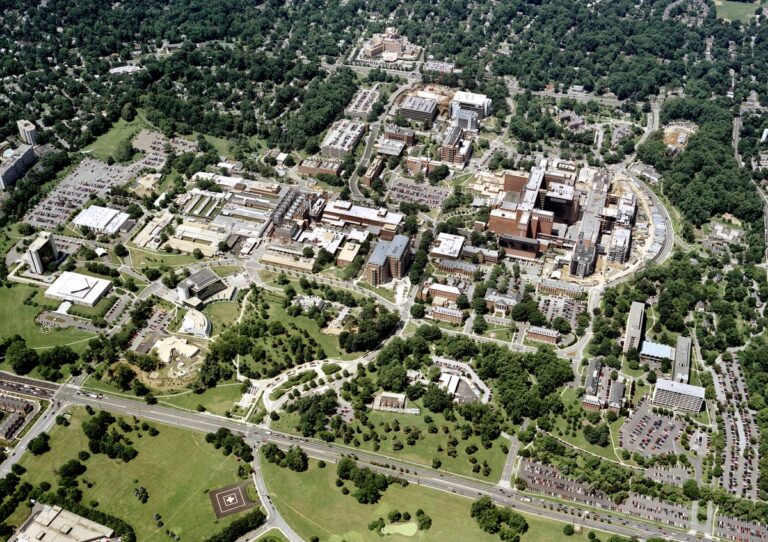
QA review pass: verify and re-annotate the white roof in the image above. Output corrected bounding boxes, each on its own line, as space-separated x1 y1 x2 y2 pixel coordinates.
654 379 705 399
452 91 490 107
45 272 111 306
72 205 130 234
430 232 465 258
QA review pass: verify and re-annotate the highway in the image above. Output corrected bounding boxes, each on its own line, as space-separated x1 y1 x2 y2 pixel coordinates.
0 373 709 542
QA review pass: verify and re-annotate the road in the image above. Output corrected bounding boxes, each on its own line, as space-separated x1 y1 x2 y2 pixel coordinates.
0 373 711 542
349 122 380 199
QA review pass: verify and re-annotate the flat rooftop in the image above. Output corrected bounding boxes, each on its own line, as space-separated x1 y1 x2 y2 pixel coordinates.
400 95 437 114
655 378 705 398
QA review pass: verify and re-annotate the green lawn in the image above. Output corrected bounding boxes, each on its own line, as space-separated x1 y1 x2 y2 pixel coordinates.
159 383 244 416
210 265 244 277
715 0 766 22
10 407 250 541
83 112 154 161
0 284 95 352
127 244 201 269
262 457 590 542
272 403 507 482
256 528 289 542
204 301 242 335
551 388 622 463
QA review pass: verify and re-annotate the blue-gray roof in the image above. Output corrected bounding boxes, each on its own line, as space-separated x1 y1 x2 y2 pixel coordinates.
368 241 390 266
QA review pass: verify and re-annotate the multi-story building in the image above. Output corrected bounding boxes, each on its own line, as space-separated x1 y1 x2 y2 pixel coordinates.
537 278 585 299
624 301 645 353
362 28 420 59
336 242 361 268
526 326 560 344
673 336 691 384
435 259 478 278
440 124 472 166
72 205 131 235
177 268 227 306
428 306 464 325
398 95 438 123
607 226 632 264
361 156 385 187
0 144 36 190
384 125 416 146
26 232 58 275
454 108 479 131
345 88 381 118
429 233 465 259
364 235 411 286
321 200 404 232
320 120 366 158
639 341 675 366
651 379 705 413
450 91 492 119
570 238 597 278
297 158 342 177
16 120 37 145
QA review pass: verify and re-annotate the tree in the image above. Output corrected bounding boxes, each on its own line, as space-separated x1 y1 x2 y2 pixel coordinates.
410 303 425 319
563 524 575 536
113 138 135 163
114 244 128 257
422 384 453 413
682 479 700 500
193 248 204 259
6 339 39 375
284 445 309 472
121 102 136 122
28 433 51 455
378 363 408 392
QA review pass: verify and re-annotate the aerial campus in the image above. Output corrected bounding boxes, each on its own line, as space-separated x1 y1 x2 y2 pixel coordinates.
1 2 768 542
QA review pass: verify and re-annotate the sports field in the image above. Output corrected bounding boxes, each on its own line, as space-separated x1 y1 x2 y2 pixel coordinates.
10 407 249 541
714 0 767 22
261 456 592 542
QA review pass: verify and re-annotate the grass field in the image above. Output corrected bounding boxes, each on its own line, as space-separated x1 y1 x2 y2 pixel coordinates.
10 407 249 541
159 382 244 416
210 265 244 277
715 0 766 22
272 402 507 482
83 111 154 160
0 284 95 352
127 245 201 269
551 388 622 463
256 529 289 542
262 457 591 542
204 301 242 335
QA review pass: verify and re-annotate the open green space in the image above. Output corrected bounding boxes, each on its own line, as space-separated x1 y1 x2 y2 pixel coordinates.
262 456 590 542
256 529 289 542
715 0 766 22
83 110 154 161
159 382 243 416
551 388 622 463
0 284 95 352
126 244 201 269
210 265 244 277
272 402 507 482
9 407 249 541
204 301 241 334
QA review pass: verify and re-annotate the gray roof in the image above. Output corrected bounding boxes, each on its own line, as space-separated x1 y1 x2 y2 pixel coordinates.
368 241 390 266
386 235 411 260
183 268 221 290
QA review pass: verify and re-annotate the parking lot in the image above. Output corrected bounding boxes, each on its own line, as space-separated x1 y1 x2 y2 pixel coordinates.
129 308 173 354
716 515 768 542
387 178 451 207
619 400 685 457
25 158 138 229
716 354 759 500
